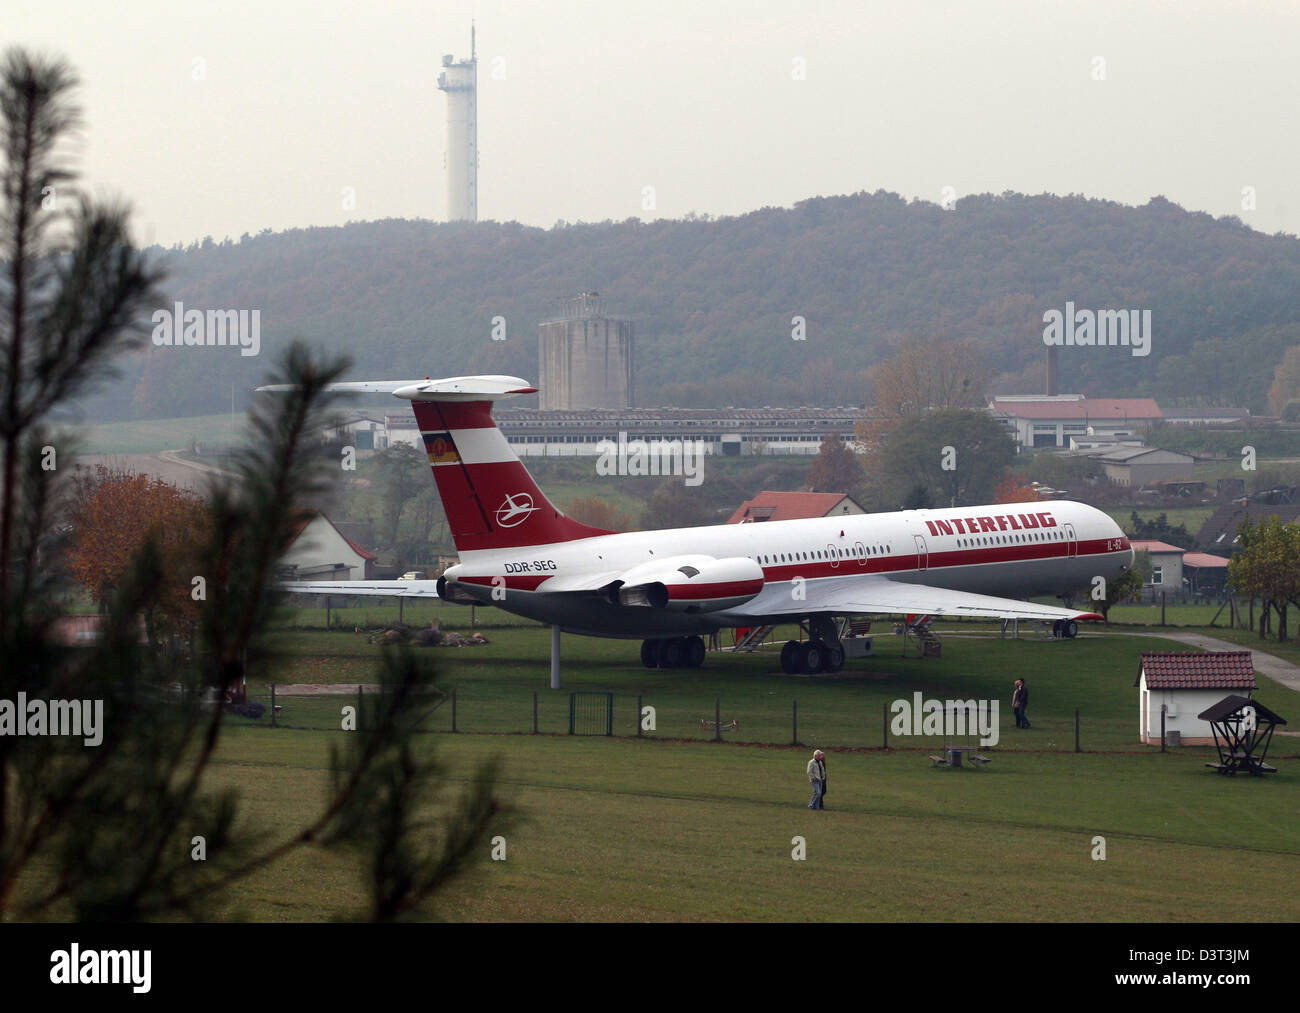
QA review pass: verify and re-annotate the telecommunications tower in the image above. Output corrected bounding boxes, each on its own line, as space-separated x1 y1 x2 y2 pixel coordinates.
437 24 478 221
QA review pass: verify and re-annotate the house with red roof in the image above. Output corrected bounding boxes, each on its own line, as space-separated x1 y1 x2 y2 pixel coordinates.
1129 539 1187 592
1136 651 1256 745
278 510 377 581
989 395 1163 448
726 491 864 524
1129 541 1231 596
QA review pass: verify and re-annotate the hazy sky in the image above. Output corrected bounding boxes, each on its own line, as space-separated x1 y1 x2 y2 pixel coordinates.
9 0 1299 246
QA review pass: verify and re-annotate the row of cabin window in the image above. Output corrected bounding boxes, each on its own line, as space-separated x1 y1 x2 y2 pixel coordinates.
956 530 1064 547
755 545 892 566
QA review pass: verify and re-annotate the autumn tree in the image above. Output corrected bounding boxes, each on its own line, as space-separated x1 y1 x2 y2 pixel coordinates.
563 495 635 531
805 432 865 494
994 474 1039 504
868 334 991 420
66 465 208 640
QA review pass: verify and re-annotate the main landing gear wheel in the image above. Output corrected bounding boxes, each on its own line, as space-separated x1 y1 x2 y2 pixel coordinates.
684 635 706 668
822 644 845 674
781 640 801 674
640 639 661 669
1052 619 1079 640
661 639 684 668
798 642 824 675
642 637 706 669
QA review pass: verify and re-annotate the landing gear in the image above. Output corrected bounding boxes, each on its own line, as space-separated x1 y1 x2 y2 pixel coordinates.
641 636 706 669
661 639 684 668
781 638 837 674
640 639 661 668
780 616 850 675
1051 619 1079 639
685 636 706 668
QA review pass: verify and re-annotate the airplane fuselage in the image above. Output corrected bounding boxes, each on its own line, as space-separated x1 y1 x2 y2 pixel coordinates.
443 499 1132 637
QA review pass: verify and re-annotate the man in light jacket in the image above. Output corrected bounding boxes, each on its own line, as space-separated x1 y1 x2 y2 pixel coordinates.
806 749 826 809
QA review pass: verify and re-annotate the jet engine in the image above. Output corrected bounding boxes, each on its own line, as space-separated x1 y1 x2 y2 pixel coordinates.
610 554 764 613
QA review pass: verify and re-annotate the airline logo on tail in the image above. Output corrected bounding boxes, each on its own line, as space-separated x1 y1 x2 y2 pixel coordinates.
495 492 539 528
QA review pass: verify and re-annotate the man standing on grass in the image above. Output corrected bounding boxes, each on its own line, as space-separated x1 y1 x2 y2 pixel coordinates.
1013 679 1030 728
806 749 826 809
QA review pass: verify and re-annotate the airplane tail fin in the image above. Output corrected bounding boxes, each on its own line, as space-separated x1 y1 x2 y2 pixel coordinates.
399 376 613 554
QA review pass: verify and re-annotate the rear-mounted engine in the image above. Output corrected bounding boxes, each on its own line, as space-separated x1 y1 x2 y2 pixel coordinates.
611 555 764 613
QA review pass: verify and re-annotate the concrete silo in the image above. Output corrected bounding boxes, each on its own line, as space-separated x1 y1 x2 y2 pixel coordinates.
538 292 635 410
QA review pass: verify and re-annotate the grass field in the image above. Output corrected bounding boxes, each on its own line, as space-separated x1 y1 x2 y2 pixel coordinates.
24 606 1300 922
1104 506 1214 534
200 723 1300 921
110 614 1294 922
74 412 244 453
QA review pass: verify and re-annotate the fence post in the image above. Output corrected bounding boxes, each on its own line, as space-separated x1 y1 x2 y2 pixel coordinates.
357 685 362 731
1160 591 1166 626
271 683 277 727
452 687 457 733
883 701 888 749
715 698 721 742
607 692 613 737
792 699 798 746
1160 704 1166 753
637 694 643 738
1074 707 1080 753
533 691 538 734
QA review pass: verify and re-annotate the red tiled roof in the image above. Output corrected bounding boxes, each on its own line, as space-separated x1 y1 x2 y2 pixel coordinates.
1136 651 1256 690
990 398 1163 421
727 491 851 524
1182 552 1229 568
1130 540 1186 555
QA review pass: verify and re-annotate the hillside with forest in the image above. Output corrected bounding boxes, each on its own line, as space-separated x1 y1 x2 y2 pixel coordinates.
85 190 1300 422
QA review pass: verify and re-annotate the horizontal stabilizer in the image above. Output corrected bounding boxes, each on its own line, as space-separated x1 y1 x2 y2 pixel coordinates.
255 375 537 402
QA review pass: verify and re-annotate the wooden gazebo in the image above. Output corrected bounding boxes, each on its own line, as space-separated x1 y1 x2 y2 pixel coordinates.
1197 694 1286 776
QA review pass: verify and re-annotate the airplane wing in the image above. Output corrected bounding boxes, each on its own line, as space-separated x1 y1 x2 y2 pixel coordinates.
716 574 1101 623
281 581 441 598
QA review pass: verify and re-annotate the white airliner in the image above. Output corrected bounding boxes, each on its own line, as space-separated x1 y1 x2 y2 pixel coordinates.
264 374 1134 674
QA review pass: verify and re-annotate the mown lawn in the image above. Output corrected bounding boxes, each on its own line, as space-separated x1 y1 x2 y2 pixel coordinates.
198 728 1300 921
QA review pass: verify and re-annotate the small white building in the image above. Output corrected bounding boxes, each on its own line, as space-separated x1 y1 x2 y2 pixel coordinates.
278 511 377 581
1136 651 1257 746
